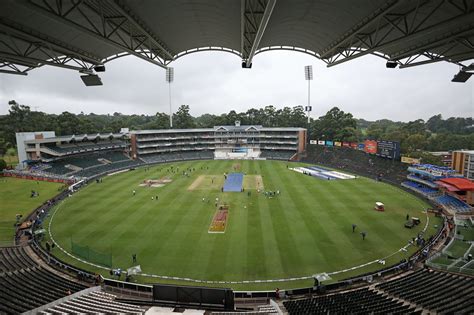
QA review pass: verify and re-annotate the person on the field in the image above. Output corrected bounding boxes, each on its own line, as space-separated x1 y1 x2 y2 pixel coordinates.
361 231 367 240
132 190 136 196
406 214 410 221
132 254 137 263
352 224 357 233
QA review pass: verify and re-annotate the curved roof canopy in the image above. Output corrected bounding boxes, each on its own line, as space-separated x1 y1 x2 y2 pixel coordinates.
1 0 473 78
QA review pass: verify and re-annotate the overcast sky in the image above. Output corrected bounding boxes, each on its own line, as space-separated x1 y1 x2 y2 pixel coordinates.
0 51 473 122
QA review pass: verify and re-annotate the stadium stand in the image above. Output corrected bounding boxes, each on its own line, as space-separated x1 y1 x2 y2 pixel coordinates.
0 246 88 313
401 181 440 197
283 268 473 315
283 287 417 315
260 150 295 160
435 195 471 213
303 145 408 183
376 268 473 314
37 289 146 314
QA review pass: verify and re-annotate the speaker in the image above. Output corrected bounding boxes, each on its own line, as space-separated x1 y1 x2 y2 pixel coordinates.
386 61 398 68
94 65 106 72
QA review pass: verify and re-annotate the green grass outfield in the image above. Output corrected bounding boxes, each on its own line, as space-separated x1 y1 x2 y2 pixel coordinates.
0 177 64 245
43 160 441 290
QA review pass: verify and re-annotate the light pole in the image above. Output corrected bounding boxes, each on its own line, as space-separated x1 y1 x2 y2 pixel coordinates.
304 65 313 124
166 67 174 128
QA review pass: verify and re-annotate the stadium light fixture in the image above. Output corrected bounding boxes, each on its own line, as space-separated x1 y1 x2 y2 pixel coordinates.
451 63 474 83
304 65 313 124
166 67 174 128
80 74 102 86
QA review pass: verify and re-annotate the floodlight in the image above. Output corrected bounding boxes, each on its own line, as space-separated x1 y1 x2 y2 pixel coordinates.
166 67 174 83
304 65 313 80
451 70 472 83
386 61 398 68
80 74 102 86
166 67 174 128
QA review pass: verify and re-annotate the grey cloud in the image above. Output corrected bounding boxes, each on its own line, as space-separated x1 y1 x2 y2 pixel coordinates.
0 50 473 121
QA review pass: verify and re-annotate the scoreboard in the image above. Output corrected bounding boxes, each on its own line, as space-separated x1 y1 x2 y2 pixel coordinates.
376 140 400 159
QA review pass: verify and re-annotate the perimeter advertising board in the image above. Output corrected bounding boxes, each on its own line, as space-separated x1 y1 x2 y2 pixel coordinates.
364 140 377 154
401 156 421 164
325 140 334 146
310 140 318 144
376 140 400 159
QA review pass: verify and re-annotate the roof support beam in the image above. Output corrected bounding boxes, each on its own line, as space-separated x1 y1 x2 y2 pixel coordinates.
0 18 102 65
241 0 276 68
327 11 474 67
20 0 167 69
104 0 175 60
319 0 402 59
0 52 91 71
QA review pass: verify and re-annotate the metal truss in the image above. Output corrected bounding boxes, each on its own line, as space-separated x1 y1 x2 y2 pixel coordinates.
20 0 175 69
241 0 276 67
0 61 31 75
320 0 474 68
0 17 101 73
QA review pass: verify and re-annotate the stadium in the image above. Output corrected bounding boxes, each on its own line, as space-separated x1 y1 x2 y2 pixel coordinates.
1 1 474 314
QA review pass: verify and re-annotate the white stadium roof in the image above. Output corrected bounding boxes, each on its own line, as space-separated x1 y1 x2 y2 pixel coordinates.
1 0 473 81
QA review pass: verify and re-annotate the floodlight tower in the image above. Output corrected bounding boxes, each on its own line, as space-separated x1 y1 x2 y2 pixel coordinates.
304 65 313 123
166 67 174 128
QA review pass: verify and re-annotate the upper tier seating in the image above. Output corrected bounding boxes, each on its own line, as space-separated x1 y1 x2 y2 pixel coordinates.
0 246 88 314
46 141 126 154
401 181 439 196
38 290 146 314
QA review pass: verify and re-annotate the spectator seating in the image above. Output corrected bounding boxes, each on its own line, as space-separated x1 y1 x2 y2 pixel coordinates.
261 150 295 160
74 159 143 178
140 151 214 164
283 287 417 315
46 141 127 155
435 195 471 213
376 268 473 314
0 246 88 313
303 146 408 184
401 181 439 196
38 290 146 314
283 268 473 315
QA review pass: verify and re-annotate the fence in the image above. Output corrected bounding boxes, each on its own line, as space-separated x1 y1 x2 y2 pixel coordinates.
71 239 112 268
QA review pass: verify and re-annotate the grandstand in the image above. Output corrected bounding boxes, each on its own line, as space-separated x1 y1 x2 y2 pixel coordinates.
0 246 88 313
283 268 473 315
130 123 306 161
402 164 473 214
303 145 408 183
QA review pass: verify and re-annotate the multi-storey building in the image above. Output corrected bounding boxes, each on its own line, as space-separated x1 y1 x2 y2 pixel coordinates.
451 150 474 180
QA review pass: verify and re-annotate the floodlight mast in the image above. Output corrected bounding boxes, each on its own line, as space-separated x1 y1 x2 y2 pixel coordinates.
166 67 174 128
304 65 313 123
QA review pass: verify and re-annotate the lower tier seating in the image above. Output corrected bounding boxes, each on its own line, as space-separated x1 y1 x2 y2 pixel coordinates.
0 247 88 314
39 290 145 314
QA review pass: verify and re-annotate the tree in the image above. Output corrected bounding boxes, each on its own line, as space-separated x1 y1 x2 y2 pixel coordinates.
0 158 6 170
173 105 195 129
310 107 357 141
